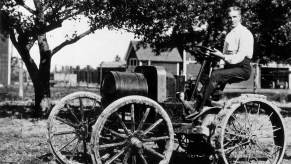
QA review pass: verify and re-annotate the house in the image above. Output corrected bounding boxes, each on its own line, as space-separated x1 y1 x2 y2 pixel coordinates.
124 41 183 75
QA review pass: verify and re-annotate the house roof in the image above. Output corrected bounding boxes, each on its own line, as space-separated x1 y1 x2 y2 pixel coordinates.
125 41 182 62
101 61 126 68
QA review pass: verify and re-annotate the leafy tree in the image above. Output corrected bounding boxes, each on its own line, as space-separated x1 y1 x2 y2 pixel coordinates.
250 0 291 63
107 0 291 63
0 0 127 116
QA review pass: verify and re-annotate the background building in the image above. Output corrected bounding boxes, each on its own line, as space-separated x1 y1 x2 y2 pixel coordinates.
125 41 182 75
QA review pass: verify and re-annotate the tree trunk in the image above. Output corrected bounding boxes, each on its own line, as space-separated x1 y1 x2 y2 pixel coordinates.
33 74 51 117
33 34 52 117
14 34 52 117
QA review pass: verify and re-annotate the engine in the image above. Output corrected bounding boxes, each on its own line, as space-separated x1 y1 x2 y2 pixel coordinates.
101 66 177 104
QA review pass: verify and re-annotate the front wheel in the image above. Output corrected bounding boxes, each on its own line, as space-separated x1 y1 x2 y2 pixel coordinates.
214 97 286 164
47 91 103 164
91 95 174 164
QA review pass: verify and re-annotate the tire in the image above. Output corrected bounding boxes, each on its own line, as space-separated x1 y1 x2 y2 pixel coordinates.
213 94 286 164
91 95 174 164
47 91 103 164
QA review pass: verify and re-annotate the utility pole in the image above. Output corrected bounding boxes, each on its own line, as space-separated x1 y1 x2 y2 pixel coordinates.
100 61 104 87
19 58 24 99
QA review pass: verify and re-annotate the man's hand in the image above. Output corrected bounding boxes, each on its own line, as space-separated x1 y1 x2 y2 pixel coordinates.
211 48 225 59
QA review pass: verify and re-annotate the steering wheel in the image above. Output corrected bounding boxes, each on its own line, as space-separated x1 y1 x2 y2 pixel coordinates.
193 45 216 53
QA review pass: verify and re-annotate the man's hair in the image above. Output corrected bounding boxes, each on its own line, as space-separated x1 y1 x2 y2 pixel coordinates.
227 6 242 15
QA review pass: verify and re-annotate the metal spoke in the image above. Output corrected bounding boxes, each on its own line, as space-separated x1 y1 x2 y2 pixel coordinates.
115 113 131 136
142 119 163 135
53 130 76 137
122 149 131 164
224 131 249 139
87 100 97 121
55 116 78 128
131 104 135 133
257 125 276 131
244 104 252 131
58 136 77 151
223 135 239 147
228 121 242 135
231 114 246 133
143 145 165 159
255 144 275 162
136 108 150 133
69 139 81 161
79 98 85 122
83 134 88 164
233 145 248 164
132 155 136 164
105 146 128 164
99 141 126 149
256 103 261 115
104 127 127 139
143 136 169 142
138 150 148 164
66 104 80 123
223 141 249 153
255 140 282 154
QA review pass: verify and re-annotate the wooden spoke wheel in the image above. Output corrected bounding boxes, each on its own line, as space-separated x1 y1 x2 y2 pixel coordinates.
216 98 286 164
47 92 103 164
91 96 174 164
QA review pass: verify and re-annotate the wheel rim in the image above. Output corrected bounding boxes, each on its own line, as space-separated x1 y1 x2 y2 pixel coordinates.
48 92 102 164
220 100 286 164
91 96 174 164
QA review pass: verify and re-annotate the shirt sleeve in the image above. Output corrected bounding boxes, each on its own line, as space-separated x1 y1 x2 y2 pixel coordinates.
224 30 254 64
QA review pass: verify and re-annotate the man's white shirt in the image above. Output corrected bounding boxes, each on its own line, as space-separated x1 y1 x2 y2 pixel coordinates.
223 23 254 64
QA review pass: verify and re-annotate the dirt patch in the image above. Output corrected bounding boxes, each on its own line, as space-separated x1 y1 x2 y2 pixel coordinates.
0 117 291 164
0 118 54 163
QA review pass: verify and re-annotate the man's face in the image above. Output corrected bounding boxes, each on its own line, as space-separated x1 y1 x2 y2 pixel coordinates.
228 10 241 28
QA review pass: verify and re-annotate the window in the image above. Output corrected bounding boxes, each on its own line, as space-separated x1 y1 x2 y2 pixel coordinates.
129 58 138 66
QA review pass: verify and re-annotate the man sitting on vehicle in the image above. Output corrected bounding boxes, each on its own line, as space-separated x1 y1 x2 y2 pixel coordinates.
183 6 254 115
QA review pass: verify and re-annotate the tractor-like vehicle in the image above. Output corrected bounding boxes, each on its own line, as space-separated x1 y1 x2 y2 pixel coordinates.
47 46 286 164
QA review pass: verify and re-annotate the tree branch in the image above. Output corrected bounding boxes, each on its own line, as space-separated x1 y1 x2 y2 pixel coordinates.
21 3 36 14
51 28 95 56
16 0 36 14
60 9 83 22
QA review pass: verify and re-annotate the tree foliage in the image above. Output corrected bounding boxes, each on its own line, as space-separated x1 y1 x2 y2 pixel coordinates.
0 0 133 116
103 0 291 63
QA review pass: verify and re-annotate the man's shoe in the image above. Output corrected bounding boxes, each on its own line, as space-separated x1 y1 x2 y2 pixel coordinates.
179 99 200 117
180 100 196 113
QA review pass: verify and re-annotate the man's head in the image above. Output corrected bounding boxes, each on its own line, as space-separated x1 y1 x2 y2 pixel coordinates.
227 6 242 28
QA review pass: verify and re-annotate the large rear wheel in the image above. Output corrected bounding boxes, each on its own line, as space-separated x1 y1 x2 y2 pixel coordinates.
91 95 174 164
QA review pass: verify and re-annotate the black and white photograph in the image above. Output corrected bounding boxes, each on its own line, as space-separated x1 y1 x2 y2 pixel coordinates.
0 0 291 163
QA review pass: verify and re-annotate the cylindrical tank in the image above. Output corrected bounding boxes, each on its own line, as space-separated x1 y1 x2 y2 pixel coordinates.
101 71 148 102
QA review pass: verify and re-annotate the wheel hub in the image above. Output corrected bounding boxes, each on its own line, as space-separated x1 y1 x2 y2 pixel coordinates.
249 135 257 145
76 122 88 138
130 137 143 149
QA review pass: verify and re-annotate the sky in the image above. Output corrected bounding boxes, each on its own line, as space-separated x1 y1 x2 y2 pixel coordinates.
50 29 136 68
28 26 138 69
